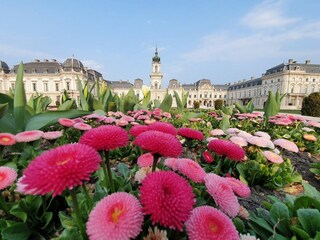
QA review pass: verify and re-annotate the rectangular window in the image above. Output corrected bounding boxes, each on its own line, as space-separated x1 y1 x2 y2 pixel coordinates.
194 94 196 98
219 95 222 98
209 94 212 98
200 94 202 98
55 83 59 92
189 95 191 98
43 82 48 92
66 82 70 91
11 83 15 90
214 95 217 98
224 95 226 98
32 82 37 91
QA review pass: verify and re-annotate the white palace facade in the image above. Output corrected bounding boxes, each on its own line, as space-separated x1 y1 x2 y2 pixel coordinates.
1 50 320 110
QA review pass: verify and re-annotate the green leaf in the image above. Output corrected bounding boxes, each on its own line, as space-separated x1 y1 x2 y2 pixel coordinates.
264 91 278 122
297 209 320 237
1 223 32 240
0 103 8 119
13 63 27 132
58 211 75 230
269 202 291 236
290 225 311 240
41 212 53 229
220 113 230 132
77 77 89 111
234 102 247 113
58 99 76 110
117 163 130 179
302 182 320 200
233 217 245 233
173 90 183 113
25 110 89 130
294 196 320 215
159 93 172 112
10 205 28 222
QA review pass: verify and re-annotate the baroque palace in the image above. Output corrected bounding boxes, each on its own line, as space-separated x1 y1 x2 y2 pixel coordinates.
1 49 320 110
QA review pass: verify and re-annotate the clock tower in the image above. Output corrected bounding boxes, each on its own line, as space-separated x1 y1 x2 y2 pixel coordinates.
150 47 163 89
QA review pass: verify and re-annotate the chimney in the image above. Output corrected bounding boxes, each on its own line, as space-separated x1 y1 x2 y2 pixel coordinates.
305 60 311 64
288 59 294 64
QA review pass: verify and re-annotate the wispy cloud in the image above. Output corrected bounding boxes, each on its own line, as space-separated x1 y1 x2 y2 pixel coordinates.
241 0 299 29
82 60 103 70
0 44 49 60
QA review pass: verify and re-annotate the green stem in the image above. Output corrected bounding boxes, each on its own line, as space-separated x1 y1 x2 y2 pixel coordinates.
104 150 115 193
100 160 109 191
70 188 87 240
214 155 226 175
0 191 9 215
82 184 92 209
152 153 161 172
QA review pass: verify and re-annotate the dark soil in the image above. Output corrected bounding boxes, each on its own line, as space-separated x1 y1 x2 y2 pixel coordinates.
239 150 320 212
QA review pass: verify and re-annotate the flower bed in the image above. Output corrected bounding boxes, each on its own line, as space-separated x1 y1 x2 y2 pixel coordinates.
0 108 320 239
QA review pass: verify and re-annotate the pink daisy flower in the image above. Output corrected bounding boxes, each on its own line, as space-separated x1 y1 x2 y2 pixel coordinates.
58 118 75 127
236 131 253 140
210 129 225 136
226 128 241 135
164 158 179 170
273 139 299 153
129 125 149 137
202 150 214 163
185 206 239 240
148 122 177 136
178 127 204 140
15 130 43 142
120 115 135 122
86 192 144 240
134 131 183 158
116 119 129 127
175 158 206 183
225 177 251 197
162 112 172 118
0 133 16 146
104 117 116 124
137 115 150 120
42 131 63 140
79 125 129 151
144 119 156 125
73 122 92 131
208 139 246 161
204 173 240 217
229 136 248 147
0 166 18 190
246 136 274 149
262 151 284 164
17 143 101 196
140 171 195 231
254 131 271 140
137 153 154 167
307 121 320 128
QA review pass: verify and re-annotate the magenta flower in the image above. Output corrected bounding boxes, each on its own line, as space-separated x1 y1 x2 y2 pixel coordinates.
134 130 183 158
17 144 101 196
204 173 240 217
177 127 204 140
202 150 214 163
137 153 154 167
0 166 18 190
129 125 149 137
185 206 239 240
15 130 43 142
140 171 195 231
0 133 16 146
225 177 251 197
174 158 206 183
86 192 144 240
208 139 246 161
148 122 177 136
79 125 129 151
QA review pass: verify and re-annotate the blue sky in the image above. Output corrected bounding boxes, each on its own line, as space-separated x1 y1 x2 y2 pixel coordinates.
1 0 320 86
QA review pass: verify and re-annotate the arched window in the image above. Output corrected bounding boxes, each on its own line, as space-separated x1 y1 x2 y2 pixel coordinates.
154 82 158 89
155 65 158 73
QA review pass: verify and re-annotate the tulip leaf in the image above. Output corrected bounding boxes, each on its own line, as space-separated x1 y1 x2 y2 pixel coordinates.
14 63 27 132
25 110 90 130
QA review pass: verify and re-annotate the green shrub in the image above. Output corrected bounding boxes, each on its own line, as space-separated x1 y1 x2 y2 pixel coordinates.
214 99 223 110
301 92 320 117
193 101 200 109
